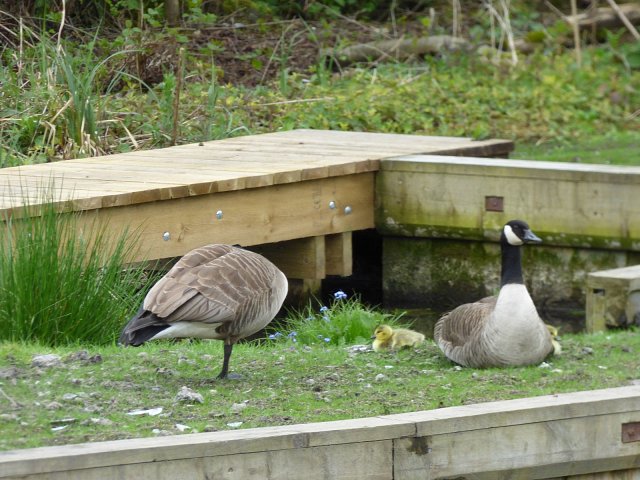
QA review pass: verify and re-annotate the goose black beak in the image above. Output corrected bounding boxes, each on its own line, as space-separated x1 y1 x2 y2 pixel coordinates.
523 229 542 244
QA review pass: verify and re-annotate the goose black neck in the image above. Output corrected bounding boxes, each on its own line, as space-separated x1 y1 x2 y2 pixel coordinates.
500 242 524 286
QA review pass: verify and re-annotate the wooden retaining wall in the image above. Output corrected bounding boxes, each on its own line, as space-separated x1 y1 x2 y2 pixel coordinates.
2 386 640 479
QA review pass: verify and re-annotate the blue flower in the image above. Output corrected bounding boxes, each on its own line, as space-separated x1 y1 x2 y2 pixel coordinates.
322 315 330 322
288 331 297 338
268 332 283 340
333 290 348 300
319 306 329 313
323 337 331 343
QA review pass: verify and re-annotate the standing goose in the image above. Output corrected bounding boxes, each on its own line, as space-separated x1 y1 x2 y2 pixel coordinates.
433 220 555 368
119 244 288 379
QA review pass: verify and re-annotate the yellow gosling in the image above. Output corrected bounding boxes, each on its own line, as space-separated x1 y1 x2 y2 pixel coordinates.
371 324 425 352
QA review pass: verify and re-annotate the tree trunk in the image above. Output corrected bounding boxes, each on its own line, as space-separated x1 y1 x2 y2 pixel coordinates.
165 0 180 27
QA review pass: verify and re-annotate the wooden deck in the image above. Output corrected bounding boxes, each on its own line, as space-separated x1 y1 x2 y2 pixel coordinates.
0 129 512 278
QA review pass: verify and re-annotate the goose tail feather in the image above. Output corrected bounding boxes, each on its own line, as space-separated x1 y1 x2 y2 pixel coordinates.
118 306 170 346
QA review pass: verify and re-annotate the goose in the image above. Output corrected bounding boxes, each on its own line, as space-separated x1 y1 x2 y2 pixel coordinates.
119 244 288 379
371 324 425 351
433 220 555 368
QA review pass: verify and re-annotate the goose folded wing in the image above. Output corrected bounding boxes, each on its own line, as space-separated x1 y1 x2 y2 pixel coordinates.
436 299 496 347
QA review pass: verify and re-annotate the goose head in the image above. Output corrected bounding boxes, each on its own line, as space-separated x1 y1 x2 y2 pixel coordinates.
371 325 393 341
502 220 542 246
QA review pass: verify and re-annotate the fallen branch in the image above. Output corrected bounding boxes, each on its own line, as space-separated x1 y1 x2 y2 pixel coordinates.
325 35 471 66
565 2 640 30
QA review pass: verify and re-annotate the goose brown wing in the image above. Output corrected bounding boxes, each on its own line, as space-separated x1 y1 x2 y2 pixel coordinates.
434 297 496 348
143 244 279 325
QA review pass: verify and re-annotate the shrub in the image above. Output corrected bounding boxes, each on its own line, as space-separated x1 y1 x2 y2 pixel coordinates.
0 196 152 345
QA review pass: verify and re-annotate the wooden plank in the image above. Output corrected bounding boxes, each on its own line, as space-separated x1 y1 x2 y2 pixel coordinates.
7 441 393 480
0 416 412 477
325 232 353 276
394 411 640 479
377 155 640 250
80 173 375 263
0 131 513 214
250 236 326 279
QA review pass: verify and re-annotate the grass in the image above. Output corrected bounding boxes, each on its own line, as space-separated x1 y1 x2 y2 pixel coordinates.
1 327 638 451
0 200 153 346
513 131 640 165
2 19 639 166
272 293 407 346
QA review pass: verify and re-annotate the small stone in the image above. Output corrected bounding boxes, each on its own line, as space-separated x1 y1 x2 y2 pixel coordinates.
231 401 248 413
61 393 78 401
90 417 113 426
175 423 191 432
66 350 89 362
174 386 204 404
45 401 64 410
0 367 20 379
31 354 62 368
375 373 386 382
581 347 594 355
226 421 243 428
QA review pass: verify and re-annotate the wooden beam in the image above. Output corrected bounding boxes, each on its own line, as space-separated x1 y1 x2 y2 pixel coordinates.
77 173 374 263
325 232 353 276
250 236 326 280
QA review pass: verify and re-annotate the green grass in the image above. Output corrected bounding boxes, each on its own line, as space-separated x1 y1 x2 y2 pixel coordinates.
513 131 640 165
0 201 153 346
271 294 407 346
1 328 638 451
2 21 639 166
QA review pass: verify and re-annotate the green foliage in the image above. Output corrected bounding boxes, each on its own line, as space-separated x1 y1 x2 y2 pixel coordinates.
1 328 639 450
0 199 151 346
271 293 407 346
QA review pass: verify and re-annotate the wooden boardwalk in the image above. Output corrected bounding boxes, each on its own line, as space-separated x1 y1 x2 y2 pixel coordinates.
0 129 512 279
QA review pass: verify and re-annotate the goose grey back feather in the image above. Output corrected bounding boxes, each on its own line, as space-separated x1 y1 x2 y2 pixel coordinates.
120 244 288 345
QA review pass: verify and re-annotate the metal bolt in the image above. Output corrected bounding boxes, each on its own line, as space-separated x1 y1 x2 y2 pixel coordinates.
162 232 170 241
344 206 352 215
329 201 336 209
216 210 223 220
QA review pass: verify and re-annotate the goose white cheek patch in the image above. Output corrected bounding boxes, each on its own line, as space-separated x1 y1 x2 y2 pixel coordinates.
504 225 523 245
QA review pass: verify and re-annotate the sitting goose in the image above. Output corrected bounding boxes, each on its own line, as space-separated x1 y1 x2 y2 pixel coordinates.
119 244 288 379
433 220 555 368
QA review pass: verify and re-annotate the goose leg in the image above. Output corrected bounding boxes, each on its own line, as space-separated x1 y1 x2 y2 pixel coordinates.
217 343 233 379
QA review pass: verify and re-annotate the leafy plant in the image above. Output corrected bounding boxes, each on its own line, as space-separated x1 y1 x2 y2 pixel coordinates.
0 195 152 346
270 292 408 346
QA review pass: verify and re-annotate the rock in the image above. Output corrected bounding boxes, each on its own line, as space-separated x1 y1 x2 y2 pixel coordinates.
31 354 62 368
0 367 20 379
231 400 248 413
45 401 64 410
174 386 204 404
375 373 386 382
89 417 113 426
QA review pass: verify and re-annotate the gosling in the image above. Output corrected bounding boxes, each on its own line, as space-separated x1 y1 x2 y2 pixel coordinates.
371 324 425 352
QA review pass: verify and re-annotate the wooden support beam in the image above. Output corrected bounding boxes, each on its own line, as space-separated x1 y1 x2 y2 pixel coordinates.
250 236 326 280
325 232 353 277
77 173 374 263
